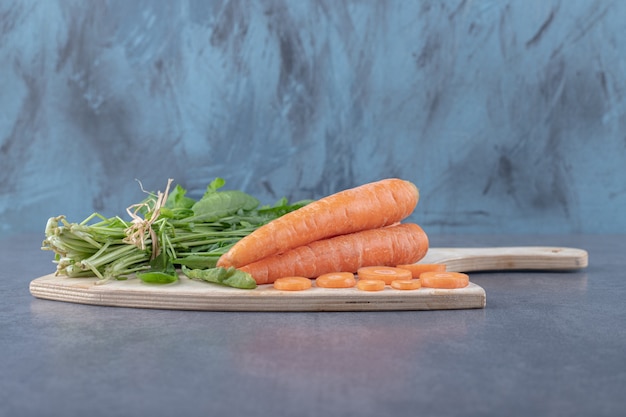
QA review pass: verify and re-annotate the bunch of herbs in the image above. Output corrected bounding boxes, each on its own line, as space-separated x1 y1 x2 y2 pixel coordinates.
42 178 310 289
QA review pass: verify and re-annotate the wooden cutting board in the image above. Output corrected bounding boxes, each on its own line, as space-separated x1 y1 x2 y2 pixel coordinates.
29 246 588 312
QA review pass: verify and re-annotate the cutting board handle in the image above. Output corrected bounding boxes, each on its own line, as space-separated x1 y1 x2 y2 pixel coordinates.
422 247 588 273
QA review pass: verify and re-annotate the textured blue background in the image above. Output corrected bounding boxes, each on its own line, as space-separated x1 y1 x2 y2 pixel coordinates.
1 0 625 235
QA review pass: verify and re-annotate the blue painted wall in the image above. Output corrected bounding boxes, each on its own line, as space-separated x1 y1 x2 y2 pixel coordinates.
1 0 625 235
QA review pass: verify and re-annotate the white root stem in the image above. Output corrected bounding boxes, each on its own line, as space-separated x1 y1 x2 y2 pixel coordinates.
123 178 174 259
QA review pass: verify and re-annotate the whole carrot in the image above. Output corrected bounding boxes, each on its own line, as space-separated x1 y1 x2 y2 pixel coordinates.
217 178 419 269
239 223 429 284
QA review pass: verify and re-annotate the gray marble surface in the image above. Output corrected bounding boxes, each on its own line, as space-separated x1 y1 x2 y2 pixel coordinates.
2 233 624 417
2 0 626 235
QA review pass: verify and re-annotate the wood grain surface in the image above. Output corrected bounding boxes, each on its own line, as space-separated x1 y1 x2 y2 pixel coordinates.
29 246 588 312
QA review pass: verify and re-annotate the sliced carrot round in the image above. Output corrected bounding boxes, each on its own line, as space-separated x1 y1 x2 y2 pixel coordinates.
357 266 412 285
420 271 469 289
395 263 446 278
316 272 357 288
390 279 422 290
356 279 386 292
273 276 312 291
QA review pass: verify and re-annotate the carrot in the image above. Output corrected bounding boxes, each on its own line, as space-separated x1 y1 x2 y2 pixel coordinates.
420 271 469 289
239 223 429 284
357 266 412 285
356 279 385 292
315 272 357 288
395 263 446 278
217 178 419 268
273 276 312 291
390 279 422 290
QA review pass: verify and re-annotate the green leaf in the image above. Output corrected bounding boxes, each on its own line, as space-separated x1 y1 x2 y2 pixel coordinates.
137 271 178 284
137 252 178 284
257 199 312 218
205 177 226 194
190 191 259 222
174 255 219 269
165 184 196 210
182 265 257 289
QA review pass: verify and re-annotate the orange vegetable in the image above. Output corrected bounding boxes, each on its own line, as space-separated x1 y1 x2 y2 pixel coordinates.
356 279 386 292
395 263 446 278
420 271 469 289
390 279 422 290
357 266 412 284
240 223 429 284
217 178 419 268
273 277 312 291
316 272 357 288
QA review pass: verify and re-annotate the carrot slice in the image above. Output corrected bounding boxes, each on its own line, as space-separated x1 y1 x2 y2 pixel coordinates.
357 266 412 285
420 271 469 289
316 272 357 288
273 276 312 291
395 263 446 278
356 279 386 292
390 279 422 290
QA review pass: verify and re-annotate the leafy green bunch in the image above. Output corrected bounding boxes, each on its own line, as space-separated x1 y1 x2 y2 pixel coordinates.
42 178 310 288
